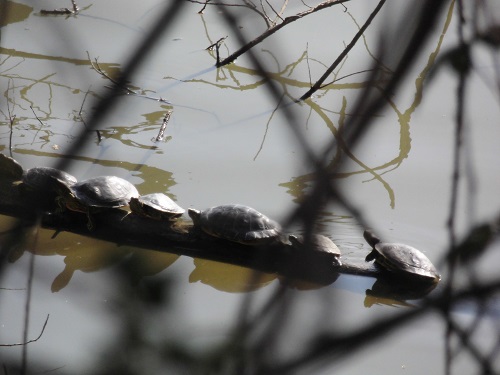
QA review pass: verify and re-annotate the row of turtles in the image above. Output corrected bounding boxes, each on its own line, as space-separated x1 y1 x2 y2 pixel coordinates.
19 164 441 284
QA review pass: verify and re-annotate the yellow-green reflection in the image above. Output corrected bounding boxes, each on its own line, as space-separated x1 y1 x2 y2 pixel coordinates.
189 258 276 293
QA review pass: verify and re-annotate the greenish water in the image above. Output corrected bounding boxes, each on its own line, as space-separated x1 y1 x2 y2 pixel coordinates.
1 1 499 374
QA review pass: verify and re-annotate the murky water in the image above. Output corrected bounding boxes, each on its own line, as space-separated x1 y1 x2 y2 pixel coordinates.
1 1 500 374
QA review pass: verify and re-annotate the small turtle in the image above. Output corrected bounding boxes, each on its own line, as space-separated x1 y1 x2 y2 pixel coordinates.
60 175 139 229
289 234 342 266
188 204 282 245
130 193 185 221
363 230 440 283
23 166 77 193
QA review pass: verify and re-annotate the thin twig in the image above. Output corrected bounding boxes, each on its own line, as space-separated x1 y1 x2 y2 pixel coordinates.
21 243 37 375
77 88 101 143
0 315 50 347
198 0 211 14
29 106 46 146
155 111 172 142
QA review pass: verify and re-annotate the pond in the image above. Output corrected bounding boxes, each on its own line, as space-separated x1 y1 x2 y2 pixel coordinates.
1 0 500 374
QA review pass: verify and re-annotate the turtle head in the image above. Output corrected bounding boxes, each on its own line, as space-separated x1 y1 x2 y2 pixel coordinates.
363 229 381 247
129 196 141 210
188 208 202 225
288 234 301 248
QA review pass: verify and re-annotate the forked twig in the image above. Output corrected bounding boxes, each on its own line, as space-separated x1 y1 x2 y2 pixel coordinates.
207 36 229 65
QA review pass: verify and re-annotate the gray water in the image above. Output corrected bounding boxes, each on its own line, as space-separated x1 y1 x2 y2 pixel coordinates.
1 1 499 374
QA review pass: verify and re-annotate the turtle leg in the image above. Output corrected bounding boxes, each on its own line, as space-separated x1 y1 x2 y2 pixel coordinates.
365 249 378 262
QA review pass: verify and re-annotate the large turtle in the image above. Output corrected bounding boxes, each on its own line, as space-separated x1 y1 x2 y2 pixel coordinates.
130 193 185 221
289 234 342 266
363 230 440 283
188 204 282 245
59 175 139 229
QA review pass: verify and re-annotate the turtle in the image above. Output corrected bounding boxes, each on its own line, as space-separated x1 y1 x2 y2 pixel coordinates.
0 153 24 180
289 234 342 266
23 166 77 193
363 229 441 283
188 204 282 245
17 166 77 211
59 175 139 230
130 193 185 221
0 154 25 207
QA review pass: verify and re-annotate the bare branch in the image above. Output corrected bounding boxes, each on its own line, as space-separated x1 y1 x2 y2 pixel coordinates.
218 0 349 66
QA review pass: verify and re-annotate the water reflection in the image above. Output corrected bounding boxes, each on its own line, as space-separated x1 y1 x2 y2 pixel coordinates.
189 258 276 292
51 239 127 292
1 218 182 292
364 277 438 308
2 1 32 27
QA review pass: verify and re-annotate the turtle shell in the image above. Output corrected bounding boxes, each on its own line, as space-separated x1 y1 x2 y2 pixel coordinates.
188 204 281 245
130 193 185 220
289 234 342 266
69 176 139 210
364 230 440 282
23 166 77 192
